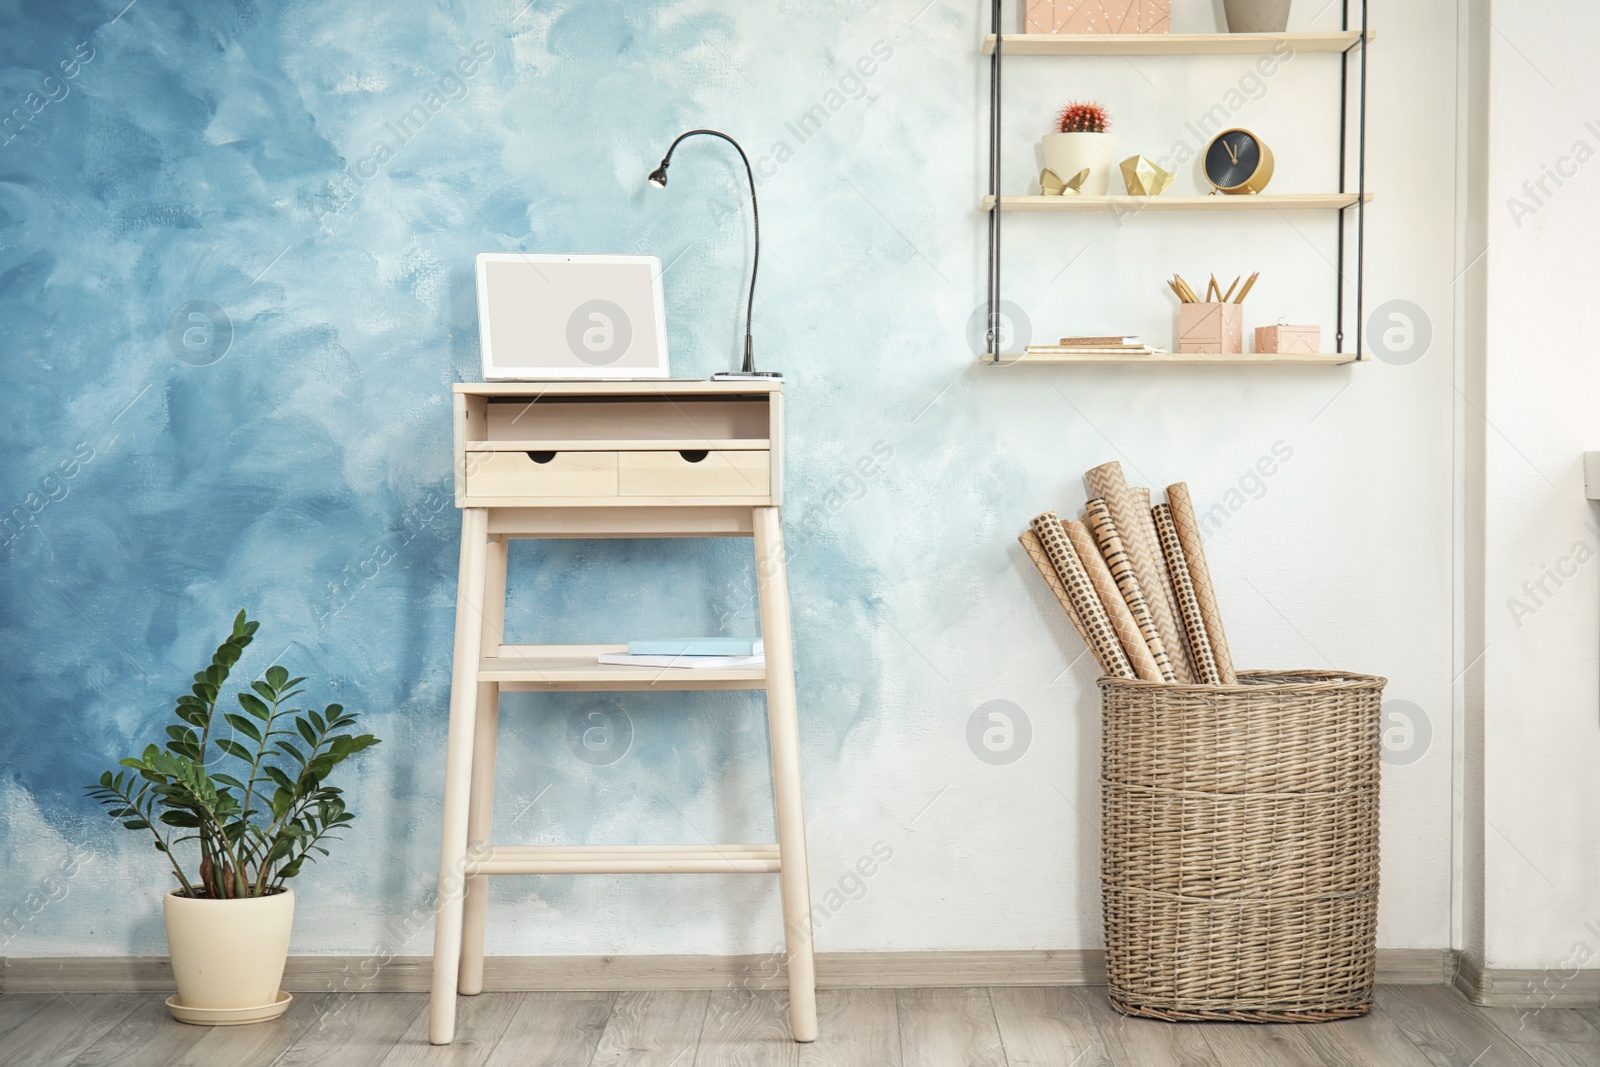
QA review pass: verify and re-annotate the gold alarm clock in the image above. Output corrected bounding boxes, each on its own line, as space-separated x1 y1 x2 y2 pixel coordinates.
1203 128 1274 195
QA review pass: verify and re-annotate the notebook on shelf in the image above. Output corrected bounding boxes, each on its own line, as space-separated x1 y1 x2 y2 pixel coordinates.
627 637 764 657
599 652 765 669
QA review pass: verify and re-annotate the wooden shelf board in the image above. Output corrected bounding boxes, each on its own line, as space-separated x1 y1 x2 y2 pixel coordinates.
982 193 1372 212
982 351 1369 366
980 30 1374 56
479 643 767 691
466 439 770 452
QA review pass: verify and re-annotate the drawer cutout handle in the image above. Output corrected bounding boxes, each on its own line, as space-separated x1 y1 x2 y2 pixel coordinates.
678 450 709 464
526 451 557 464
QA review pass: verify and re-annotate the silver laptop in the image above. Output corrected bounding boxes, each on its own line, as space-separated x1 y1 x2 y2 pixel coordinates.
474 253 670 380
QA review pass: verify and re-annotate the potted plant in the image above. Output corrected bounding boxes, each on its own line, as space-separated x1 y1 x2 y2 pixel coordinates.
1042 102 1116 196
87 612 379 1024
1223 0 1291 32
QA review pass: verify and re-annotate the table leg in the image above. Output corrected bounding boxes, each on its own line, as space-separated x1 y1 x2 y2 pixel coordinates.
753 506 818 1043
429 507 490 1045
458 535 507 995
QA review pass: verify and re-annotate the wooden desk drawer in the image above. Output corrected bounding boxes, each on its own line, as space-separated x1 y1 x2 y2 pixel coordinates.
465 451 619 498
618 450 771 498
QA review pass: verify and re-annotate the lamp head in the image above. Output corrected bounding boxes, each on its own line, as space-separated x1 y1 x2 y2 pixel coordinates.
647 161 669 188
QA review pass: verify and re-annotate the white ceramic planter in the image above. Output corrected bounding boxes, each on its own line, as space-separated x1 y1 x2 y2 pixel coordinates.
1041 132 1117 196
164 887 294 1017
1223 0 1291 32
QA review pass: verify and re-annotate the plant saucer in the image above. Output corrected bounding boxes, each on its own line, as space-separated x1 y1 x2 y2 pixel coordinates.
166 990 292 1025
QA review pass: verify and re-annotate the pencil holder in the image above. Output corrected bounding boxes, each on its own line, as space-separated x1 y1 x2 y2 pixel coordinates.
1099 670 1385 1022
1177 302 1243 354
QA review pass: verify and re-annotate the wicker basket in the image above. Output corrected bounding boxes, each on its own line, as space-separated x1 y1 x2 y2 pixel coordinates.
1099 669 1385 1022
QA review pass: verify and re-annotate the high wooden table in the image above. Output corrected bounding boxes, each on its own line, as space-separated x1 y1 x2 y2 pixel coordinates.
428 381 816 1044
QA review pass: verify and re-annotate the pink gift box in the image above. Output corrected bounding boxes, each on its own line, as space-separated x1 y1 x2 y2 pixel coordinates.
1178 303 1244 354
1255 324 1322 354
1023 0 1172 34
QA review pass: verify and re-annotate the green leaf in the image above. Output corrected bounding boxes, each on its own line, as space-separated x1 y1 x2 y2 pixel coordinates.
296 718 318 747
160 811 201 828
216 738 255 762
309 709 326 734
233 609 249 636
237 692 271 720
121 819 150 830
224 714 262 742
275 740 307 766
212 773 247 791
266 665 288 689
263 766 296 792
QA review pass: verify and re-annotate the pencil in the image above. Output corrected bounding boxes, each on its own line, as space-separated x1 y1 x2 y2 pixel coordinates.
1234 272 1259 304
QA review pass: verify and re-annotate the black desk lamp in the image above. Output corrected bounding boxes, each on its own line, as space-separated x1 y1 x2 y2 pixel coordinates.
648 129 781 381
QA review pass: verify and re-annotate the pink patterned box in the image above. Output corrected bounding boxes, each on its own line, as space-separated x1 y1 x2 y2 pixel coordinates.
1022 0 1172 33
1255 324 1322 354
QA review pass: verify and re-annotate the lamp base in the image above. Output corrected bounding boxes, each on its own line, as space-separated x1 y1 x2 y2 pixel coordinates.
711 370 784 381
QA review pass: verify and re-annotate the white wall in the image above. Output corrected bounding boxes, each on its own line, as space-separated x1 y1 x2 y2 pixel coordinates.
1472 0 1600 971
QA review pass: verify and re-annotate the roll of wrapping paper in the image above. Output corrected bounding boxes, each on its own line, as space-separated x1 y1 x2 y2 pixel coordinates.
1061 518 1166 683
1028 513 1135 679
1128 485 1193 683
1166 483 1238 684
1152 503 1222 685
1085 462 1195 683
1083 498 1176 682
1018 529 1096 655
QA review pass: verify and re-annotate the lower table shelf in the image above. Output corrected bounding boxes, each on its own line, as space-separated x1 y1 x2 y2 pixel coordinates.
478 644 768 691
474 844 783 875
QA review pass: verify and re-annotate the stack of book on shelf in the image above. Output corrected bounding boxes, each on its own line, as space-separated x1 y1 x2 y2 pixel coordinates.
1024 335 1168 358
598 638 765 669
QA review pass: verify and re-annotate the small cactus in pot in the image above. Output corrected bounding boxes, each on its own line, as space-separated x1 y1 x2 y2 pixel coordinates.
1055 102 1112 134
1042 101 1116 196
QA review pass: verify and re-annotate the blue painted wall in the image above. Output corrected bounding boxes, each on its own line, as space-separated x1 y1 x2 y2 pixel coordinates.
1 0 1457 957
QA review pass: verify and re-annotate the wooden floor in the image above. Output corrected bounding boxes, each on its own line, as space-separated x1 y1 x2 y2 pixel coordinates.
1 985 1596 1066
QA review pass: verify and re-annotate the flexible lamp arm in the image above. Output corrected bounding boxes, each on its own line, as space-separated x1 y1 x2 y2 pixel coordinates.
649 129 760 374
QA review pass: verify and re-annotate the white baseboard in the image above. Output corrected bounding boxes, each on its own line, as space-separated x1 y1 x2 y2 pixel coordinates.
1454 950 1600 1008
1 948 1454 994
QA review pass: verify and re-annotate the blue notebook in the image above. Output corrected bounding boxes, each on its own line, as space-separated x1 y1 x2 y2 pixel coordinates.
627 637 764 657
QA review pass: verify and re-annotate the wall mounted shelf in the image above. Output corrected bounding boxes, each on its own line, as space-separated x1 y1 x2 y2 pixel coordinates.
981 2 1372 363
981 30 1375 56
982 193 1374 213
980 351 1368 366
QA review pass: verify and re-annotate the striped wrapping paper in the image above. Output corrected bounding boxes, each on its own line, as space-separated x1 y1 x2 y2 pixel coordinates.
1166 483 1238 684
1152 502 1222 685
1085 462 1195 683
1061 518 1166 683
1084 497 1177 682
1128 486 1193 682
1028 512 1135 679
